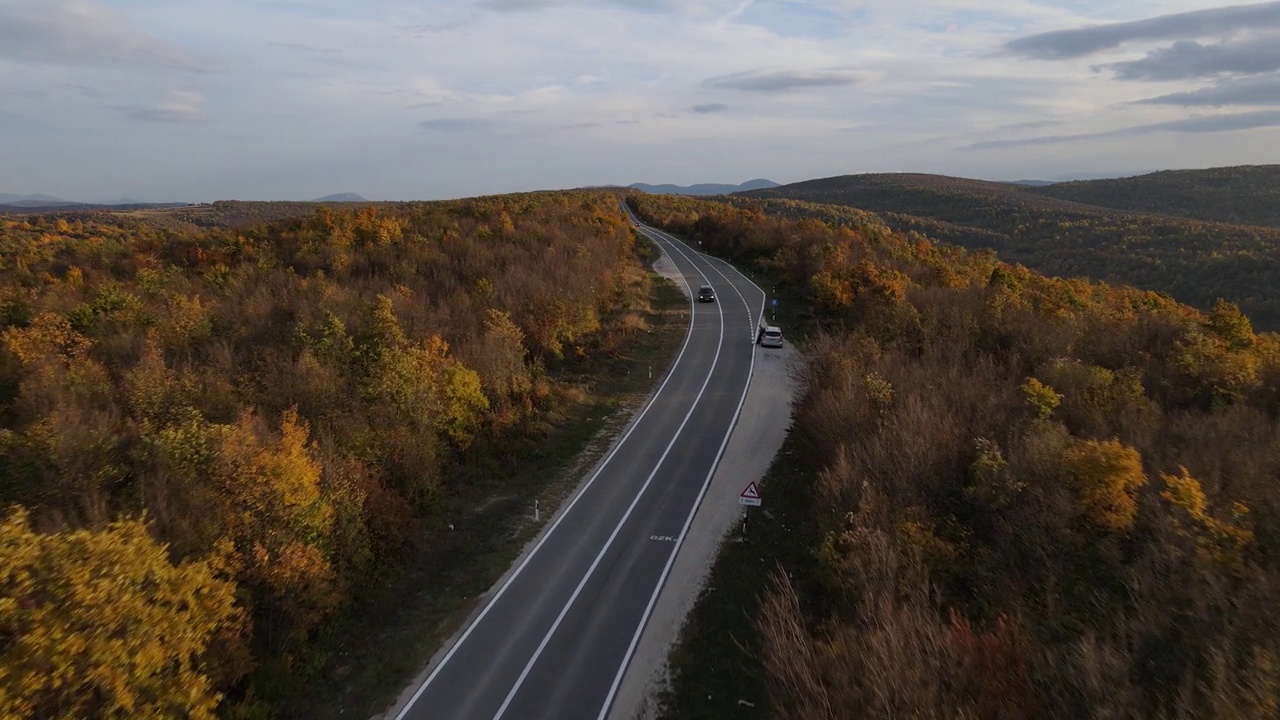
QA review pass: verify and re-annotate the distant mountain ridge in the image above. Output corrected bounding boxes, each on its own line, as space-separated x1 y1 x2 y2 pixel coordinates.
1 192 376 206
0 193 73 207
0 193 194 209
0 197 191 215
738 165 1280 330
629 179 779 196
1028 165 1280 228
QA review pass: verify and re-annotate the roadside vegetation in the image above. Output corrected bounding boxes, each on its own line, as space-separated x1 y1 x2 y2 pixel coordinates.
633 192 1280 719
741 170 1280 330
0 192 687 718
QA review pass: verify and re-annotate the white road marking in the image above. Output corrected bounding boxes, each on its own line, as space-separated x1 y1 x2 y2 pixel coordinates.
489 216 729 720
595 213 769 720
652 225 763 343
391 208 703 720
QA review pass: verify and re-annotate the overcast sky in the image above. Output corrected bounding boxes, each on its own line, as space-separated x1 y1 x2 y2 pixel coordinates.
1 0 1279 201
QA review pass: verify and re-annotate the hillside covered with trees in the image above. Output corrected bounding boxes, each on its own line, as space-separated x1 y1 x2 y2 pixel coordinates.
630 192 1280 719
126 200 394 231
0 193 671 718
740 172 1280 331
1032 165 1280 229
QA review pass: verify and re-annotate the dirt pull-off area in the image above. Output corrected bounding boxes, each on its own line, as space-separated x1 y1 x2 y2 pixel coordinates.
606 256 801 720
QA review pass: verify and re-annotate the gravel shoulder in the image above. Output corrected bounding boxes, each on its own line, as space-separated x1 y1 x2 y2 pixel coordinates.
605 255 801 720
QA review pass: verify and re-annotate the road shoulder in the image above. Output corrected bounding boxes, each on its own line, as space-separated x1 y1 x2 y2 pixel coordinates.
606 337 799 720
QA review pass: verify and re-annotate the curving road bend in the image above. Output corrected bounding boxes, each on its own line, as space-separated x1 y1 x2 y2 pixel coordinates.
388 207 765 720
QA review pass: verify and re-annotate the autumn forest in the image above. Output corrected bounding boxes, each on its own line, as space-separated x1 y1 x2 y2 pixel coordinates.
0 194 665 718
4 165 1280 719
633 185 1280 720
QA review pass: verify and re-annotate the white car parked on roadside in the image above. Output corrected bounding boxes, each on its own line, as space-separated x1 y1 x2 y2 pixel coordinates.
758 326 783 348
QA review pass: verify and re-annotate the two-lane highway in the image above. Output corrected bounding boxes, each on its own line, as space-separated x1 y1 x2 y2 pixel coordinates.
392 207 766 720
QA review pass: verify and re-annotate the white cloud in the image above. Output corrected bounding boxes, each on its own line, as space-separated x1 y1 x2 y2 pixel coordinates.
2 0 1279 201
0 0 204 70
128 88 205 122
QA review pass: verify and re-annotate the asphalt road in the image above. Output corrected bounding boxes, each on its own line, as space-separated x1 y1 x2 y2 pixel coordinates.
390 208 765 720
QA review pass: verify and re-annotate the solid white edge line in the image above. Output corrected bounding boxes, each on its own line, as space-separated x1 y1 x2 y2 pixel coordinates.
391 205 699 720
490 217 728 720
594 214 769 720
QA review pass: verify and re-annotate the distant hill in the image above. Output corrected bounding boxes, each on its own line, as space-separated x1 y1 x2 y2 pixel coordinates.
1029 165 1280 228
314 193 369 202
0 193 73 207
1006 179 1055 187
0 193 199 210
111 200 409 230
0 201 189 215
629 179 779 196
740 171 1280 330
740 173 1112 223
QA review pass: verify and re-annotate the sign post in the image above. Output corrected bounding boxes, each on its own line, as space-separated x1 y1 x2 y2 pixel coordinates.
739 481 762 539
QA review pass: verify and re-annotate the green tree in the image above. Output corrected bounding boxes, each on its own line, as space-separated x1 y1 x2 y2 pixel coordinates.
352 295 406 377
1208 298 1255 350
467 309 531 408
363 336 489 449
1020 377 1061 421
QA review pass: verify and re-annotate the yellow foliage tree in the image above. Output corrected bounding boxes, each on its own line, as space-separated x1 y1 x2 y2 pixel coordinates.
362 335 489 449
217 409 338 645
812 270 854 312
1175 331 1261 408
123 339 187 424
1160 467 1254 570
0 507 242 720
1062 438 1147 531
155 293 212 352
2 312 91 365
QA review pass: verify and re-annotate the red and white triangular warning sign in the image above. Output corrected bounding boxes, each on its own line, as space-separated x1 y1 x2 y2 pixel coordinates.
738 481 762 506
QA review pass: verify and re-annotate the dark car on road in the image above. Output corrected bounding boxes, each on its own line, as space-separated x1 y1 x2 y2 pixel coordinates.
698 285 715 302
